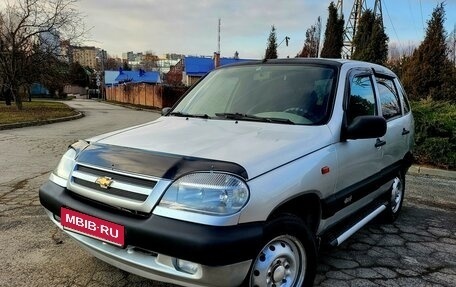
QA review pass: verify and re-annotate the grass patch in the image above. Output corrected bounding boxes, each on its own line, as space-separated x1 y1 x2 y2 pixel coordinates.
0 101 78 125
411 99 456 170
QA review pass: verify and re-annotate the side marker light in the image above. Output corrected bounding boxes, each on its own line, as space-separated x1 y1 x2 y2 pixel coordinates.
321 166 330 175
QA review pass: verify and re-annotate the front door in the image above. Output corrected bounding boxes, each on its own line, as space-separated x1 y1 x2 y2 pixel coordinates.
327 70 384 224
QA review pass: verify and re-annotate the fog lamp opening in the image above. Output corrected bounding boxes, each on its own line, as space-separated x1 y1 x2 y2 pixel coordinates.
174 258 200 275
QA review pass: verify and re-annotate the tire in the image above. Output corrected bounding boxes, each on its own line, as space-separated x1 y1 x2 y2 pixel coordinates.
382 171 405 223
245 214 317 287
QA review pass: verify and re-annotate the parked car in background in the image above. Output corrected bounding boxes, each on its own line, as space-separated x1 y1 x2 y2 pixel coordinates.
40 58 414 287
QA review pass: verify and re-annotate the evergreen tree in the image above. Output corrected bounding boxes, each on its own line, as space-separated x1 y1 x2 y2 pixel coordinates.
402 3 455 101
352 10 388 65
68 63 90 87
321 2 345 58
265 25 278 59
370 17 389 64
352 10 374 61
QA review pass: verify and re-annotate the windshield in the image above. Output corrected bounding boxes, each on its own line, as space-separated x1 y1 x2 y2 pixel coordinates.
172 64 337 125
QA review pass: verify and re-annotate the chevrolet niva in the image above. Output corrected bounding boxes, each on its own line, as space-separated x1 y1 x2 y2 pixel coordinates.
40 58 414 287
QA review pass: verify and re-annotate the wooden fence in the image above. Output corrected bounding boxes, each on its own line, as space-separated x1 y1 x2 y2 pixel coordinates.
106 83 164 108
106 84 187 109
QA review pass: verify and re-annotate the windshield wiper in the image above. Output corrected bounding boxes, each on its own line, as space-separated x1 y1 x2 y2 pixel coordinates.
215 113 294 125
169 111 211 119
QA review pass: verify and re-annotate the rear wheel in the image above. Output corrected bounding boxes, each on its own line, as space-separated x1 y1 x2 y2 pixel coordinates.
247 215 317 287
382 171 405 223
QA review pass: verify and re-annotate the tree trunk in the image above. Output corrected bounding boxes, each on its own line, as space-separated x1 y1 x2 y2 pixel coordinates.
5 87 12 106
12 86 23 110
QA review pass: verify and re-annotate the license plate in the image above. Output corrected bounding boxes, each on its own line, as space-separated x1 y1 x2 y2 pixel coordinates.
61 207 125 247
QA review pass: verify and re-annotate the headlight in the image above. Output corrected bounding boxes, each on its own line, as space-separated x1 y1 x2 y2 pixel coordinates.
159 172 249 215
53 148 77 180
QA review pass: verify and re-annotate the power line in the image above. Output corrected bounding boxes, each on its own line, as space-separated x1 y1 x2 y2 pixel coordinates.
383 0 403 52
407 0 420 39
419 0 425 32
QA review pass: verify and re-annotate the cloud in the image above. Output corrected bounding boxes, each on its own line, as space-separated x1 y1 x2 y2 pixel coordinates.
77 0 327 58
76 0 456 59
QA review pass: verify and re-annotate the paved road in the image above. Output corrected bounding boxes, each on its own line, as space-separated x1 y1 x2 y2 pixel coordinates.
0 100 455 287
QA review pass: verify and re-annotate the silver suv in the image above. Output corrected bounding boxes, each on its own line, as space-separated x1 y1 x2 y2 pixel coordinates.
40 59 414 287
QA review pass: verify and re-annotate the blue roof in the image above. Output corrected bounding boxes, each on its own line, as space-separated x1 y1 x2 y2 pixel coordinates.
115 70 161 84
30 83 49 95
104 71 119 85
184 56 252 76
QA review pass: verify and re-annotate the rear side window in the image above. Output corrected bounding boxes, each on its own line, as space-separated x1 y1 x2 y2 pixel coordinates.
396 80 411 114
377 77 401 120
347 75 376 124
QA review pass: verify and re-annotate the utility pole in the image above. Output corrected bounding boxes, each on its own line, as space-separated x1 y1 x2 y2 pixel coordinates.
342 0 367 59
101 49 105 100
373 0 383 25
217 18 221 55
336 0 343 18
315 16 322 57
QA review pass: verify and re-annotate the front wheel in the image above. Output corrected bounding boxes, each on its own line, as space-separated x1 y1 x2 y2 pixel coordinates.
247 215 317 287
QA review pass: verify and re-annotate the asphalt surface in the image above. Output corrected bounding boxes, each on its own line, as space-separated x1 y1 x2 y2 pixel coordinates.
0 99 455 287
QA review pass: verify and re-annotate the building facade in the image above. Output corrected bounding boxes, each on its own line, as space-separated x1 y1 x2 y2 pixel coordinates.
72 46 98 69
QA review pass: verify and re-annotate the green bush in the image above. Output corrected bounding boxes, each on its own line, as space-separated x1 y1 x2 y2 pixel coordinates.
411 99 456 169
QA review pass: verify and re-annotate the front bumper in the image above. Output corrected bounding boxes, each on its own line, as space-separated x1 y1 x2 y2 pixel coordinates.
39 180 264 287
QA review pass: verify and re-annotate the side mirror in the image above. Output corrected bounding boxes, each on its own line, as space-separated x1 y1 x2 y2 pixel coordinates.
345 115 386 140
161 107 171 116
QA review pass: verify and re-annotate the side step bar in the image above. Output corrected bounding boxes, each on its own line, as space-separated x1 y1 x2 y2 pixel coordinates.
330 204 386 247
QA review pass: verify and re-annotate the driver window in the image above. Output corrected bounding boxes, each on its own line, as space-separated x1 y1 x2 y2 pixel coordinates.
347 75 377 124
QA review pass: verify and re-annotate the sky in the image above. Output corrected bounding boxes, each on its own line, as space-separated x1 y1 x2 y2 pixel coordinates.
77 0 456 59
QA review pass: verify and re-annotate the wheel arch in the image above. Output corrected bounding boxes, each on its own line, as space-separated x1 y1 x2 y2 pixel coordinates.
267 192 322 235
403 151 413 172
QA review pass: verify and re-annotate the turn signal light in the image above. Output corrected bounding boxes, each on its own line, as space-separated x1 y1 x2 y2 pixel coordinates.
321 166 330 175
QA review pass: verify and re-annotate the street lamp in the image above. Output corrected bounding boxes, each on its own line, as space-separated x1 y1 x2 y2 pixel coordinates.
278 36 290 48
278 36 291 58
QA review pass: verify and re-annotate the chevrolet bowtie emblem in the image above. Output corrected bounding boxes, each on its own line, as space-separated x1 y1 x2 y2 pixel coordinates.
95 176 113 189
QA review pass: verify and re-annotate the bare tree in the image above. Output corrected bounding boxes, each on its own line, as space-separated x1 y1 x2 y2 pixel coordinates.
388 43 401 62
448 24 456 65
0 0 86 109
299 17 322 58
299 26 318 57
142 51 159 72
104 57 123 71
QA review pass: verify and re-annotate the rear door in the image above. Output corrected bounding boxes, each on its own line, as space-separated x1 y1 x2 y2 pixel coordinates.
374 74 412 170
396 79 414 159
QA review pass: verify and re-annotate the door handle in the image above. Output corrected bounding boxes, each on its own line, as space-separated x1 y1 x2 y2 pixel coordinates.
375 138 386 148
402 128 410 135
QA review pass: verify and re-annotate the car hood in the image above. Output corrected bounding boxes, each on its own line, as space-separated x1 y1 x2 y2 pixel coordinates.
88 117 334 179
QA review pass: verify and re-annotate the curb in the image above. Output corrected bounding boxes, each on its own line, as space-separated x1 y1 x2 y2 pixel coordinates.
407 165 456 180
102 100 161 113
0 111 84 131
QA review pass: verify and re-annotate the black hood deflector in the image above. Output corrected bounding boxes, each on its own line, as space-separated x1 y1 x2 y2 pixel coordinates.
76 144 248 180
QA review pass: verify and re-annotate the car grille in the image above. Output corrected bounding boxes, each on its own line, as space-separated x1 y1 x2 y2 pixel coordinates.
70 164 157 202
